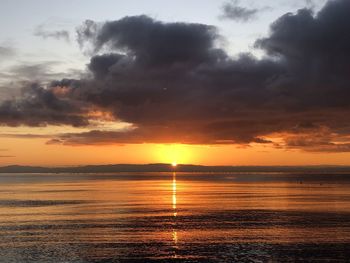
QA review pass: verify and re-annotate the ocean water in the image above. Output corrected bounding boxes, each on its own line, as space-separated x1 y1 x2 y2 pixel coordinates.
0 172 350 262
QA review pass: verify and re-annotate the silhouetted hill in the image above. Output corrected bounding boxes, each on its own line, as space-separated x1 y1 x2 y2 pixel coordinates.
1 164 350 173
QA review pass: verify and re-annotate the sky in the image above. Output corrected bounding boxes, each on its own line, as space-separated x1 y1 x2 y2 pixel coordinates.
1 0 350 166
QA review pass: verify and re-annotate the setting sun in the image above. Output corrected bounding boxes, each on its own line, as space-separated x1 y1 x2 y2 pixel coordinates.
172 161 177 167
154 144 192 165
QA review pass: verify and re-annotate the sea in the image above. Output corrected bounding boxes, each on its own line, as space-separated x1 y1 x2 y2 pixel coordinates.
0 172 350 262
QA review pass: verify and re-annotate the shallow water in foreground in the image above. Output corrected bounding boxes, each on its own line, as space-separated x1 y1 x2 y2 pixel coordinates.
0 172 350 262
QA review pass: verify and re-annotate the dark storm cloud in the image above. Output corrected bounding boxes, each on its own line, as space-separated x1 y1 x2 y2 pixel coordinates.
78 15 222 65
255 0 350 108
220 0 263 22
2 0 350 152
88 53 126 79
34 25 70 42
0 82 90 127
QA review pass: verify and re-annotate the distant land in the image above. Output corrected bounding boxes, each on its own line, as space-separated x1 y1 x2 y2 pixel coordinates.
1 164 350 173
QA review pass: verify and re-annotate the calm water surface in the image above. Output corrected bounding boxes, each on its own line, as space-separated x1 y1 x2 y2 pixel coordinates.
0 172 350 262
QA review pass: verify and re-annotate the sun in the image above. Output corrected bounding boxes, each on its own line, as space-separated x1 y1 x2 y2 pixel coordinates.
154 144 192 164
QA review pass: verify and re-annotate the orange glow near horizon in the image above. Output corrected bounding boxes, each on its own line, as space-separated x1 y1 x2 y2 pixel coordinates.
2 137 350 166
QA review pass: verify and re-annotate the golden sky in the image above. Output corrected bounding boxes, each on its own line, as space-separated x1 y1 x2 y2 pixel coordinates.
1 136 350 166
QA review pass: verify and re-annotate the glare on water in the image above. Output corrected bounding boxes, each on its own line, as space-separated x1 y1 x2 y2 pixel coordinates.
0 172 350 262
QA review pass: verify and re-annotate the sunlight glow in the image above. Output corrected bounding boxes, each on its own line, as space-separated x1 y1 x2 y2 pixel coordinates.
154 144 192 164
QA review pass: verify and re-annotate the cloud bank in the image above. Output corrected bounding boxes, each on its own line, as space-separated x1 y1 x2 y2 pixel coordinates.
1 0 350 152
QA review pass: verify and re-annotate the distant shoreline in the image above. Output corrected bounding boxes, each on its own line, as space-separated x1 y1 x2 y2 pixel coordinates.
1 164 350 173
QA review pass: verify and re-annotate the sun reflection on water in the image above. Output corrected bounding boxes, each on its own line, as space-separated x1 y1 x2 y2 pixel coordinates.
172 172 178 257
172 172 177 216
